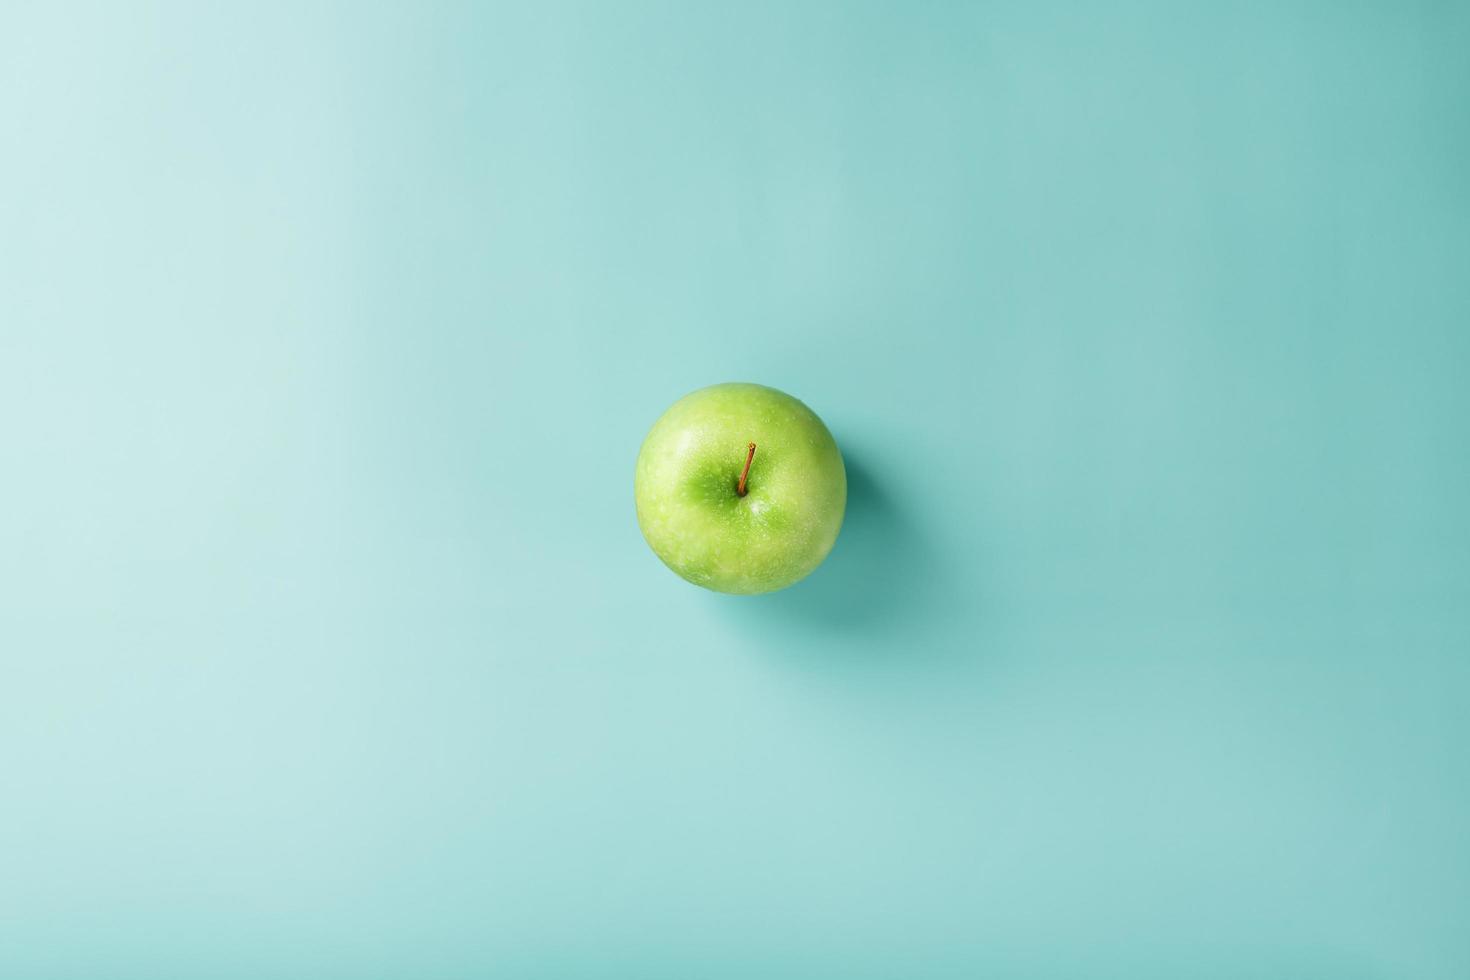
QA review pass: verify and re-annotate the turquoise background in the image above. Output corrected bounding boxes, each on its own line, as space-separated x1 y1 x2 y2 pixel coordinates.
4 2 1469 976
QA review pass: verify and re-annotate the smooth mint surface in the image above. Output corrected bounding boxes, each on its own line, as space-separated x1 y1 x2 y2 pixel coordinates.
3 3 1469 979
635 383 846 594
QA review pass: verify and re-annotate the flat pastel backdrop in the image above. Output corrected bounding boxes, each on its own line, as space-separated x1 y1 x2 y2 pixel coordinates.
3 3 1468 977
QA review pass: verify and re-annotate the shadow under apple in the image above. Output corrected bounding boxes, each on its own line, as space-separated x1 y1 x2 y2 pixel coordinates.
707 449 961 655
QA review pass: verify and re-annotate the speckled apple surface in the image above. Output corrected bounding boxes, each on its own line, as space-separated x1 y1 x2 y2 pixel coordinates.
635 383 846 594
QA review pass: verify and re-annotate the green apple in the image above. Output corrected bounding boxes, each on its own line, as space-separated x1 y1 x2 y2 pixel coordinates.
634 382 846 594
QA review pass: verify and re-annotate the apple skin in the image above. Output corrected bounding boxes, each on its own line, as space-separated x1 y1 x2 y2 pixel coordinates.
635 383 846 595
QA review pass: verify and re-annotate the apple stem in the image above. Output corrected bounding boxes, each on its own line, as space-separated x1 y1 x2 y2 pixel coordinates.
737 442 757 497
